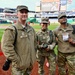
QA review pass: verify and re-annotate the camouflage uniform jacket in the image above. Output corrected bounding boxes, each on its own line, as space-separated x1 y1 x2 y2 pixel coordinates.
1 21 37 70
37 29 56 56
54 23 75 53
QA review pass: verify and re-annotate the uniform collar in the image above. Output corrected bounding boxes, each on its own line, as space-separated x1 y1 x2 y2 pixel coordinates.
15 21 33 32
40 29 49 33
15 21 28 30
59 23 73 31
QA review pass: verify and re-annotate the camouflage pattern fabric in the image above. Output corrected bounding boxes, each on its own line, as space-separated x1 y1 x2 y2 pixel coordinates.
57 51 75 75
37 29 56 75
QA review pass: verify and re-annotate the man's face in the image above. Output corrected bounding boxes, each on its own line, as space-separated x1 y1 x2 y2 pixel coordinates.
58 16 67 24
17 9 28 21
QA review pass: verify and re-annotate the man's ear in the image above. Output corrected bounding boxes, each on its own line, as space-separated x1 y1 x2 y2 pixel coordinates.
58 19 59 22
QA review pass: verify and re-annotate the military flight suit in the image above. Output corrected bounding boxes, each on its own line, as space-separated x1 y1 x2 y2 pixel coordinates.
37 29 56 75
54 23 75 75
1 21 37 75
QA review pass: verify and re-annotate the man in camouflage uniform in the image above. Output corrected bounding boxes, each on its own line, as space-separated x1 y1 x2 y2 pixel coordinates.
1 5 37 75
36 17 56 75
54 12 75 75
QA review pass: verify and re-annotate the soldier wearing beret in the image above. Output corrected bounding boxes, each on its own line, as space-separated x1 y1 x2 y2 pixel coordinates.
36 17 56 75
54 12 75 75
1 5 37 75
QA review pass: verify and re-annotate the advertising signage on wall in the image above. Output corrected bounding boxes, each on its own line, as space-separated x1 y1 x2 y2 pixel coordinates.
60 5 67 11
60 0 67 5
41 0 59 2
67 0 72 4
41 2 60 12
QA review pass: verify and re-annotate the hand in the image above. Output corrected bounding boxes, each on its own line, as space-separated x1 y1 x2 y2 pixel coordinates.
49 45 54 50
45 47 49 51
68 38 73 43
40 43 48 49
68 38 75 44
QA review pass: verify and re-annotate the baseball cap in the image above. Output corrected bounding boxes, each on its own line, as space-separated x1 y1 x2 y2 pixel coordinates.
41 17 49 24
17 5 29 12
58 12 66 19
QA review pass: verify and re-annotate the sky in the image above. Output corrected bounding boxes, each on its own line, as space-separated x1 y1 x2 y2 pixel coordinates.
0 0 75 11
0 0 40 11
